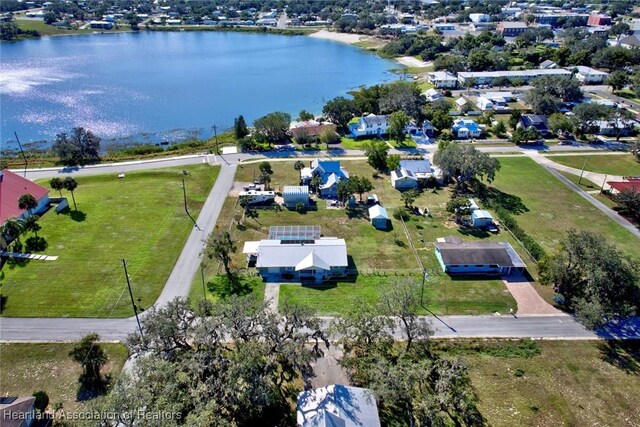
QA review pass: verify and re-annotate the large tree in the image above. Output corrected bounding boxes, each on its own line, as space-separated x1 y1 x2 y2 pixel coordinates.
204 231 237 279
605 71 629 94
350 175 374 203
614 188 640 222
525 76 583 115
233 115 249 139
322 96 358 132
511 127 541 145
379 82 423 118
387 111 410 144
540 230 640 328
364 140 389 170
572 103 612 135
92 297 328 426
53 127 101 165
434 144 500 184
548 113 577 138
253 112 291 146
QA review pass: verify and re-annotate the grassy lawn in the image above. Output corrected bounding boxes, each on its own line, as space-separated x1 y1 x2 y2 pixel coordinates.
489 157 638 256
617 89 640 104
416 81 436 92
339 136 381 150
15 19 131 36
390 135 417 148
278 275 515 316
443 340 640 427
1 165 219 317
547 154 640 177
0 342 128 412
188 273 265 306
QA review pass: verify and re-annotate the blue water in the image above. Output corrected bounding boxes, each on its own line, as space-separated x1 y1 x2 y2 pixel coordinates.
0 31 398 149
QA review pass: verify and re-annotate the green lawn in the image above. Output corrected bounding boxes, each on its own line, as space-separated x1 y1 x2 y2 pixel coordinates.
340 136 380 150
0 342 128 412
446 340 640 427
15 18 130 36
278 275 515 316
1 165 219 317
617 89 640 104
489 157 638 255
416 81 436 92
189 273 265 306
547 154 640 177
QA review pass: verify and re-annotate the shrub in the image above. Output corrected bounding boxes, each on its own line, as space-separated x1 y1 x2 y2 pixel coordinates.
392 207 411 221
32 391 49 412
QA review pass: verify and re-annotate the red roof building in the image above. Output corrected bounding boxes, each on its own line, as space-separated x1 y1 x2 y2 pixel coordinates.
0 169 50 224
607 179 640 194
587 15 612 26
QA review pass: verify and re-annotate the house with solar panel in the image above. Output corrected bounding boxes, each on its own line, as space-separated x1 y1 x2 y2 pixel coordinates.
242 226 349 282
300 159 349 198
434 236 526 276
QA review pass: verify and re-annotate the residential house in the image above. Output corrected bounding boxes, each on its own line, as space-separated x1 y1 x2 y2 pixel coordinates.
471 209 494 228
434 237 527 276
539 59 558 69
1 396 37 427
0 169 50 225
400 159 436 180
297 385 381 427
485 92 514 102
520 114 551 137
587 14 611 26
588 26 610 38
619 34 640 49
283 186 309 208
469 13 490 23
424 88 444 102
421 120 435 137
348 114 389 138
496 21 528 37
301 159 349 198
571 66 609 84
606 179 640 194
457 69 572 86
476 96 494 111
455 97 469 111
242 237 348 283
593 119 637 136
427 71 458 88
391 168 419 190
452 119 482 139
368 204 389 230
89 20 114 29
289 120 337 141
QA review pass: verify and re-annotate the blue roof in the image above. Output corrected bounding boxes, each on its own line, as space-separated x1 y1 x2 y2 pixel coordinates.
313 159 342 175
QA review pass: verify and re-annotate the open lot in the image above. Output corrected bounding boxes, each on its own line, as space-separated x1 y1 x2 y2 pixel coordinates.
489 157 638 256
547 154 640 177
214 159 534 315
442 340 640 427
0 342 128 412
1 165 219 317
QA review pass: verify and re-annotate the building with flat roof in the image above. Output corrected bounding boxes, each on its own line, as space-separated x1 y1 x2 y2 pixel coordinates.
571 66 608 84
457 69 572 85
496 21 528 36
434 237 526 276
427 71 458 88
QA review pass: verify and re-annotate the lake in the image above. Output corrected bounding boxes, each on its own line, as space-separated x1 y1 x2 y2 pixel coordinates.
0 31 398 149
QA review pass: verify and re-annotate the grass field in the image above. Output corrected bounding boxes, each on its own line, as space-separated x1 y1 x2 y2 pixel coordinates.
339 136 381 150
278 275 515 316
1 165 219 317
445 340 640 427
547 154 640 177
489 157 638 256
188 273 265 306
0 342 128 412
15 19 130 36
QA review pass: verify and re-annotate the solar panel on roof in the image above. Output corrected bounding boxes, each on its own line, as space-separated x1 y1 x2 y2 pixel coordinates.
0 397 18 404
269 225 321 241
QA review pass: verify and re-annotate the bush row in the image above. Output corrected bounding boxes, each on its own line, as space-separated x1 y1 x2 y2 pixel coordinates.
492 205 547 261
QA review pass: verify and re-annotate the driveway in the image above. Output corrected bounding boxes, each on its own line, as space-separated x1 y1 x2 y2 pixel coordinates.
503 275 564 316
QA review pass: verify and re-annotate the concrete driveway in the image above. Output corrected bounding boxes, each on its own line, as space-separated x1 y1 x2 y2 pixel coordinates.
503 275 564 316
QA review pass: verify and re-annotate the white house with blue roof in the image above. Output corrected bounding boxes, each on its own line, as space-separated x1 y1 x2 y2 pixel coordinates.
301 159 349 198
348 114 389 138
452 119 483 139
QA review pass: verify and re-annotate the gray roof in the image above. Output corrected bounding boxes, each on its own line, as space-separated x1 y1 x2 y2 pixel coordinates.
361 114 388 127
368 204 388 219
297 385 381 427
283 186 309 196
392 168 416 180
400 159 432 174
435 241 514 266
253 238 348 269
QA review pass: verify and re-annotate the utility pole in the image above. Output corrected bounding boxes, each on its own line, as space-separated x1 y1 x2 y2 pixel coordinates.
420 270 429 307
13 132 28 177
578 157 588 185
201 264 206 299
122 259 143 337
600 174 608 193
212 124 219 154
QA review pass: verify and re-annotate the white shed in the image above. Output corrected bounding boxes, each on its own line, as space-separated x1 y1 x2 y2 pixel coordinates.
283 186 309 208
369 204 389 230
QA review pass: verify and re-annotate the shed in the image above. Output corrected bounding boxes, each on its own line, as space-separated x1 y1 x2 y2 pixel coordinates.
283 186 309 208
471 209 494 228
368 205 389 230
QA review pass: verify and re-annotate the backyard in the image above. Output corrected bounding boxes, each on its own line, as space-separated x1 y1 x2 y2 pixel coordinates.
488 157 639 256
546 154 640 177
0 342 128 412
1 165 219 317
442 340 640 427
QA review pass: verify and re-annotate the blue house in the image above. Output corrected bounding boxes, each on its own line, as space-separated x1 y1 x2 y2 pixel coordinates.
301 159 349 198
434 238 526 276
349 114 389 138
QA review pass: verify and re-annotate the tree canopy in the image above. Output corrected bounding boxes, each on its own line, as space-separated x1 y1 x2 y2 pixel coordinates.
322 96 358 132
253 112 291 145
364 140 389 170
53 127 101 165
434 144 500 184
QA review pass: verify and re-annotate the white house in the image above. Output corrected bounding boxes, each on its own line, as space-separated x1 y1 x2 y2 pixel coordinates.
391 168 419 190
471 210 494 228
427 71 458 88
452 119 482 139
476 96 494 111
469 13 490 23
424 88 444 102
455 97 469 111
348 114 388 138
571 66 609 84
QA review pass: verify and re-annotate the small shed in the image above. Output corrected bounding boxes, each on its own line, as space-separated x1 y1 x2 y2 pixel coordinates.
369 205 389 230
283 186 309 208
471 209 493 228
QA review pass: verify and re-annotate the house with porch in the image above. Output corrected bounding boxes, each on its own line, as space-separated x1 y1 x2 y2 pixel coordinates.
434 237 526 276
348 114 388 138
300 159 349 198
452 119 482 139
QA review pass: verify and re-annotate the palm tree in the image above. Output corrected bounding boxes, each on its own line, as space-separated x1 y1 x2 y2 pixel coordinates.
24 215 41 239
311 174 322 194
18 193 37 216
50 177 64 197
63 177 78 210
1 217 25 247
293 160 305 183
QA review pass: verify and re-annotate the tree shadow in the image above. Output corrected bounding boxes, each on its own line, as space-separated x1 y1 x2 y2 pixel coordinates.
60 207 87 222
25 236 48 252
477 186 529 214
346 205 368 219
208 274 255 298
597 340 640 375
76 374 111 401
457 227 491 238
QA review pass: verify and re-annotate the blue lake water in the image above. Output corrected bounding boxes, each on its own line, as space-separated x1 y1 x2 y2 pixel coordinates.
0 31 398 149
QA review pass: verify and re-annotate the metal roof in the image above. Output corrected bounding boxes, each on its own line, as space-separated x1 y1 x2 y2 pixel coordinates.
400 159 432 174
269 225 321 241
254 238 348 269
471 210 493 219
368 204 389 219
283 186 309 196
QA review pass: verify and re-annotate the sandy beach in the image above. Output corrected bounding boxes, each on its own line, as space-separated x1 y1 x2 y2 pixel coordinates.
308 29 366 44
394 56 433 68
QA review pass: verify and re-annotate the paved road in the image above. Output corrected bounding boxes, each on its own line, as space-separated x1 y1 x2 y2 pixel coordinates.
588 89 640 112
0 314 603 342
